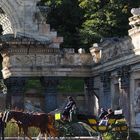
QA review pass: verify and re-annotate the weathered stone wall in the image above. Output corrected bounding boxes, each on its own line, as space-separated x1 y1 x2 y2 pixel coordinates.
1 0 140 132
0 0 63 47
89 7 140 131
1 46 93 78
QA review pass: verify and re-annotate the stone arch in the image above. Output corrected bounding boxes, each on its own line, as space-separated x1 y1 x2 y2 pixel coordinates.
0 12 13 34
0 1 23 34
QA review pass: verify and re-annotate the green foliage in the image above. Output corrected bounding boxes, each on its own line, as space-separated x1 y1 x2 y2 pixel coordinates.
130 131 140 140
25 79 43 94
41 0 140 50
79 0 140 47
103 131 128 140
41 0 84 51
24 78 84 93
103 132 116 140
58 78 84 93
5 122 19 137
5 122 39 137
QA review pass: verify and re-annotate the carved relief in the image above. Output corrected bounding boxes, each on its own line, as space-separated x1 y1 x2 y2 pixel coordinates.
2 55 10 68
100 37 133 62
131 8 140 16
129 8 140 28
0 13 13 34
134 86 140 112
89 47 101 63
11 54 61 67
15 0 24 6
134 82 140 125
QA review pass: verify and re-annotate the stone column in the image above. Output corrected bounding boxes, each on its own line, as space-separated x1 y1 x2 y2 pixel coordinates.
117 66 130 122
84 77 95 114
40 77 59 113
100 72 111 109
4 77 26 109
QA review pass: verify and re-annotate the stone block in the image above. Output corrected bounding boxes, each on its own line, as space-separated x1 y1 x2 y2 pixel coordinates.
52 37 63 43
39 23 50 35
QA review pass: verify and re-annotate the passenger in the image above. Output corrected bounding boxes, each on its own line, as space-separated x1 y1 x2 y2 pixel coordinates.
99 108 115 126
62 96 76 120
98 108 108 120
105 108 115 119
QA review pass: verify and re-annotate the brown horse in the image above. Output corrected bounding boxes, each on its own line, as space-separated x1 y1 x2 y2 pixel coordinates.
2 110 58 140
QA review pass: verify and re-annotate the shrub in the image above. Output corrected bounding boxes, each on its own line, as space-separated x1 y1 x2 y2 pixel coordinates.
130 131 140 140
4 122 39 137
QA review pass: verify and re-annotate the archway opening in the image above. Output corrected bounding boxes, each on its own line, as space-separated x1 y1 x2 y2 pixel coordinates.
0 7 13 35
24 78 45 112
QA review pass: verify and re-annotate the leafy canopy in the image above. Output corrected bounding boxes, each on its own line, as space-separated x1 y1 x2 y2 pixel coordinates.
41 0 140 50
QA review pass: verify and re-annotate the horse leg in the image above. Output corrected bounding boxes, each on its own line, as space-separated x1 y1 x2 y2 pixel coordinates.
18 126 22 140
44 133 48 140
18 124 22 140
36 132 42 140
26 133 33 140
23 128 33 140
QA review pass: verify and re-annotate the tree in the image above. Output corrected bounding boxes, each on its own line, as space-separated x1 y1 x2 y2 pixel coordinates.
79 0 140 48
41 0 140 50
41 0 84 51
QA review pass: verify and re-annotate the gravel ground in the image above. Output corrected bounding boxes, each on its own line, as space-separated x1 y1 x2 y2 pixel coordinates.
3 137 98 140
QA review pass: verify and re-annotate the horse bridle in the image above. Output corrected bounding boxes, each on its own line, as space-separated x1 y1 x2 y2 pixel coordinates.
2 111 10 122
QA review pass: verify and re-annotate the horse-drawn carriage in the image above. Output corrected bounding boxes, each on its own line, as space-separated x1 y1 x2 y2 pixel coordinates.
54 109 128 140
1 109 128 140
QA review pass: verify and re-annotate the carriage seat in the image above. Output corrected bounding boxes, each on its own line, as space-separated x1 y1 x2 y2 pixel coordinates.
55 105 77 122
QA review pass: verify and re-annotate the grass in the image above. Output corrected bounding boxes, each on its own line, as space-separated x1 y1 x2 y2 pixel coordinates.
4 122 39 137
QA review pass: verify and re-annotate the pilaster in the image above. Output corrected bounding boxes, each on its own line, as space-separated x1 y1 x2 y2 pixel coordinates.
84 77 95 114
117 65 130 122
100 71 111 109
40 77 60 112
4 77 26 109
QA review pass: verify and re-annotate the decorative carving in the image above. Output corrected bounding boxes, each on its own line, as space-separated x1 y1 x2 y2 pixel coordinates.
134 85 140 113
0 13 13 34
35 1 50 24
131 8 140 16
129 8 140 28
99 37 133 63
15 0 24 6
12 55 60 67
90 44 101 63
